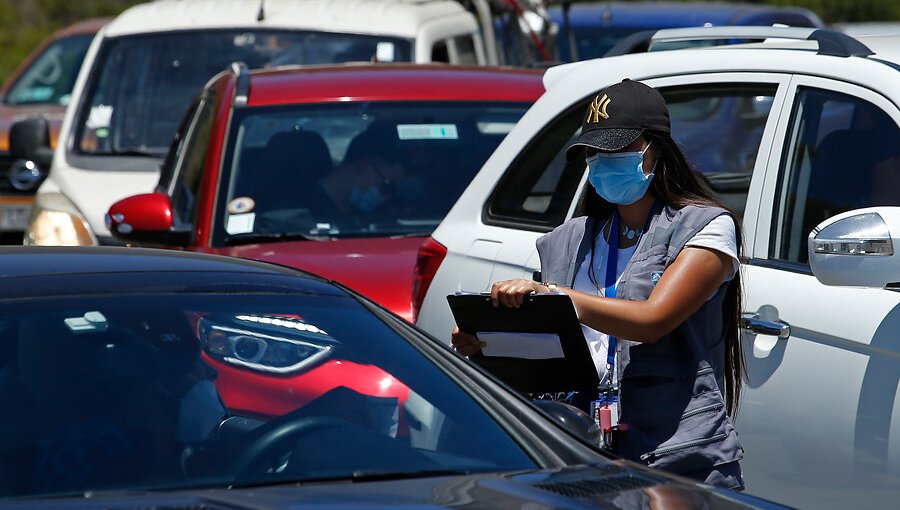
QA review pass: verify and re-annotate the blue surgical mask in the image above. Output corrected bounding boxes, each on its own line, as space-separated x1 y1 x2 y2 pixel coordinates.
586 141 654 205
349 185 386 213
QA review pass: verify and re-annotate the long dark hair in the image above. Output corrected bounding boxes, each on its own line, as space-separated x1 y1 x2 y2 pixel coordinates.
576 131 746 417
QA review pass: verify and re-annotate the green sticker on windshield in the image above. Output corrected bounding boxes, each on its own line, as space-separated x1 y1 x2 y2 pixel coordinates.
396 124 458 140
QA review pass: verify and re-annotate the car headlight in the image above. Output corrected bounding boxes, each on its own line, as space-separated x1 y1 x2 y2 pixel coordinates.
199 316 332 374
24 192 97 246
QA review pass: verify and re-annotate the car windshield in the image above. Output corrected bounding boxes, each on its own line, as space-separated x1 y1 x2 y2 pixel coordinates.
216 101 529 243
4 33 94 106
0 283 535 499
73 30 412 157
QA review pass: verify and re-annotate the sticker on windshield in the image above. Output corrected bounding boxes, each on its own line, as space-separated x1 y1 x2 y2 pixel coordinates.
396 124 458 140
226 212 255 235
86 104 113 129
227 196 256 214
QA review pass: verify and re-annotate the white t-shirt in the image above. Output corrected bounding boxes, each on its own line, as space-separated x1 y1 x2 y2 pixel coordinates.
572 213 738 381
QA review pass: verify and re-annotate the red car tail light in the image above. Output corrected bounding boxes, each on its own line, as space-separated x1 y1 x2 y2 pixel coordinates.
411 237 447 323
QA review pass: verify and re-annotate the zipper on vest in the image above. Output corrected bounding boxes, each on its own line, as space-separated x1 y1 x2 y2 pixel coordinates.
639 433 728 463
680 402 724 421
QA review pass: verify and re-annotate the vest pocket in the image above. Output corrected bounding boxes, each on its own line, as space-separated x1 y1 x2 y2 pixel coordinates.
639 433 728 464
679 401 724 421
620 373 742 473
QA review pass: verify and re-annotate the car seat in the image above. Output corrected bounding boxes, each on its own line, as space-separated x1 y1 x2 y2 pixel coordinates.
800 128 890 262
343 121 399 166
239 129 334 212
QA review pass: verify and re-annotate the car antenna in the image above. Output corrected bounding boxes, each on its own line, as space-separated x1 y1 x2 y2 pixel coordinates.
257 0 265 21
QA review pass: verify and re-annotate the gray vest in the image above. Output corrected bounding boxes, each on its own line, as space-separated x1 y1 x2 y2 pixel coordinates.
537 204 743 474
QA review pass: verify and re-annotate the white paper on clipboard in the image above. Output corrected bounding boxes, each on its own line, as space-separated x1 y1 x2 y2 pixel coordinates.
476 331 565 359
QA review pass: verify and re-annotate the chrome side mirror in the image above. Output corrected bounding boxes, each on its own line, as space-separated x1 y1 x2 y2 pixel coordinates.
808 207 900 288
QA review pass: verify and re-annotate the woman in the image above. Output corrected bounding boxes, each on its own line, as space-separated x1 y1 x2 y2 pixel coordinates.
452 79 745 490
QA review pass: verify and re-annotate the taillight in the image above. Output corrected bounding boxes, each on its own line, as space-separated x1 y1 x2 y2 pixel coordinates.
411 237 447 323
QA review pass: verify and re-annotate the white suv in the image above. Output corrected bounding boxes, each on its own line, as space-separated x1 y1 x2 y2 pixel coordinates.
414 27 900 510
16 0 494 245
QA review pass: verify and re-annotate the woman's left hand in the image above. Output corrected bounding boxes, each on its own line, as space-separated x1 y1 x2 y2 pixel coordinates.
490 279 543 308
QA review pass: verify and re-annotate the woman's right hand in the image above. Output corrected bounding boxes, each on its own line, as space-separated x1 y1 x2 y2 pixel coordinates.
451 326 485 357
490 278 542 308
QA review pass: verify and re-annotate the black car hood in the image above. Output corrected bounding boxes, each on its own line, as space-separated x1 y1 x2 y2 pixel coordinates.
1 464 783 509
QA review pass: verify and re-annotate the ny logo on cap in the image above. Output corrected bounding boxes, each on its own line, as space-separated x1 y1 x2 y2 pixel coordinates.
586 94 611 124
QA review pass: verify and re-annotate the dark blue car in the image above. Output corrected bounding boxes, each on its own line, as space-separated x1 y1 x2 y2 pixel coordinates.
0 246 793 508
548 1 825 62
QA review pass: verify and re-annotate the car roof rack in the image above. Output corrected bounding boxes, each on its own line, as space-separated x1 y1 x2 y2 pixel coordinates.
231 61 250 107
604 26 874 58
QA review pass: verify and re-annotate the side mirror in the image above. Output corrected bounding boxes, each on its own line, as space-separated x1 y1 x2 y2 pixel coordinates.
531 399 601 445
808 207 900 288
106 192 191 246
8 117 53 191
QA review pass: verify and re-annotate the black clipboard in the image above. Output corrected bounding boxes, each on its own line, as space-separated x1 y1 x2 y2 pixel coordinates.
447 293 599 394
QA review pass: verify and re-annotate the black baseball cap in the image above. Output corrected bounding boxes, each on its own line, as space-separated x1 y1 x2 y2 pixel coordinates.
565 79 670 161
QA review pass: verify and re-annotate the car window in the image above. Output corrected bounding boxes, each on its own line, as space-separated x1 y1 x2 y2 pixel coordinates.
771 86 900 265
431 41 450 63
450 36 479 65
485 103 585 231
157 99 200 193
0 288 536 498
664 83 777 218
4 33 94 106
484 83 777 230
172 97 216 228
216 101 530 244
561 26 652 61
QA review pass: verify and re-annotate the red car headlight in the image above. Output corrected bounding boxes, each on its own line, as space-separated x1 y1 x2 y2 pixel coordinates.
199 316 332 374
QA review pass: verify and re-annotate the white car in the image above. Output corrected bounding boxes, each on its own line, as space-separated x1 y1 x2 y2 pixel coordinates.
414 27 900 509
13 0 495 246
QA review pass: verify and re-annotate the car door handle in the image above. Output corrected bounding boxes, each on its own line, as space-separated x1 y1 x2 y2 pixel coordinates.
741 312 791 339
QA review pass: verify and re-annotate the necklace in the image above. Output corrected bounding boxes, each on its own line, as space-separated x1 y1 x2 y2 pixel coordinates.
621 223 644 240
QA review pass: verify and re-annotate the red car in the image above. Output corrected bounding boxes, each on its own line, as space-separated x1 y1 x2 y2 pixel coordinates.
107 64 543 322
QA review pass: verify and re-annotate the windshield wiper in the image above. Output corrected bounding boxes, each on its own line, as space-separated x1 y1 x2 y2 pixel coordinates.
109 148 163 157
229 469 474 490
225 231 326 245
389 231 433 239
346 469 473 482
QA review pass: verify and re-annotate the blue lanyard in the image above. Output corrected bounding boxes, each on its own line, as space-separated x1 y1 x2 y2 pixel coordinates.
603 213 620 378
600 203 659 395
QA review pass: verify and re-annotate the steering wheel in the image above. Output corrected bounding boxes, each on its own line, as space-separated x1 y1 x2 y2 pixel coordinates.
227 415 351 479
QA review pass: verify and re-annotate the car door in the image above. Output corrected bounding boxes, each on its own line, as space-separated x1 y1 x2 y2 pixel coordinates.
740 76 900 509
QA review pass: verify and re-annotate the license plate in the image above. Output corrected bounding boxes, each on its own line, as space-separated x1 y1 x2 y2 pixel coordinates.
1 204 31 231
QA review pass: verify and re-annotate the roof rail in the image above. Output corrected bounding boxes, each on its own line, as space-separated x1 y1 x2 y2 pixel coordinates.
605 26 874 58
231 61 250 107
